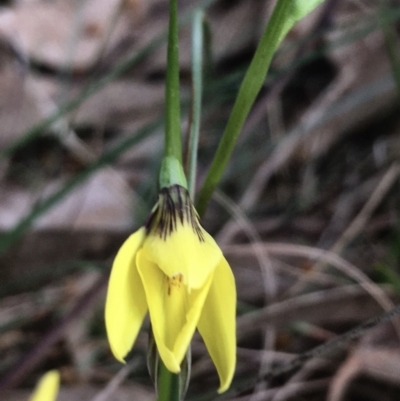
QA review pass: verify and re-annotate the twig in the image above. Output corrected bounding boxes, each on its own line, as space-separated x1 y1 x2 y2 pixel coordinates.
228 302 400 398
213 190 277 397
266 302 400 380
287 163 400 336
226 242 395 317
329 163 400 257
90 358 140 401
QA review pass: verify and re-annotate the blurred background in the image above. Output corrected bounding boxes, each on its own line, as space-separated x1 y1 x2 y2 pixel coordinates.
1 0 400 400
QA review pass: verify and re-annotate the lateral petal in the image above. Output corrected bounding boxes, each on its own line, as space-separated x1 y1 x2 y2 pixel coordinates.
142 223 221 289
137 250 213 372
105 228 147 363
173 271 213 364
197 256 236 393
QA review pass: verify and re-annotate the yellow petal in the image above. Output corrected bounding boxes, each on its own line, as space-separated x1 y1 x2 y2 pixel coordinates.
137 250 214 372
29 370 60 401
105 228 147 362
142 222 221 289
197 256 236 393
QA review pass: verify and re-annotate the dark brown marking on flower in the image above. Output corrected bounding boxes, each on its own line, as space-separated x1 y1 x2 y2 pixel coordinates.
146 185 205 241
177 186 184 223
166 273 184 296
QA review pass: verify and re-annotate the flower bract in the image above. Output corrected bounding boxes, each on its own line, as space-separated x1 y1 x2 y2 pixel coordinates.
105 185 236 392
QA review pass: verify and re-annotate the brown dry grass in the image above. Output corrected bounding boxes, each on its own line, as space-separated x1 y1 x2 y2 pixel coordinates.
1 0 400 400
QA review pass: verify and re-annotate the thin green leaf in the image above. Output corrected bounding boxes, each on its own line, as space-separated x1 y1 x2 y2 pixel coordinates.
187 9 205 197
196 0 326 216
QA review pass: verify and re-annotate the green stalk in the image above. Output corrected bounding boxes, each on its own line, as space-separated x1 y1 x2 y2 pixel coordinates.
159 0 187 189
157 362 180 401
196 0 325 216
165 0 182 162
187 9 205 197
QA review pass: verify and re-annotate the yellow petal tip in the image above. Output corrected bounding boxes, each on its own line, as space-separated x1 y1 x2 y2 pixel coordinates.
217 380 231 394
29 370 60 401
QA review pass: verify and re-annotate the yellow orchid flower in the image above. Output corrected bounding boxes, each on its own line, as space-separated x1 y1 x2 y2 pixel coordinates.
105 184 236 393
29 371 60 401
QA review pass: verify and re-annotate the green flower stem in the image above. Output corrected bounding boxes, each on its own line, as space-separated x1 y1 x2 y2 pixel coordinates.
165 0 182 163
196 0 325 216
159 156 187 189
187 9 205 197
157 362 180 401
159 0 187 189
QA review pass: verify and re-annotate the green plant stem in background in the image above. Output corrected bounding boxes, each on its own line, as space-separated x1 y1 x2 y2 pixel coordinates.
187 9 205 197
196 0 325 216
